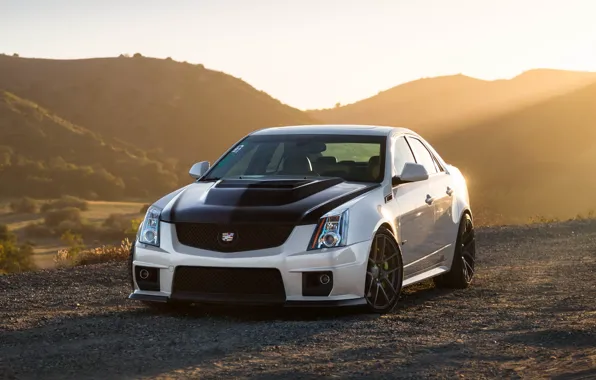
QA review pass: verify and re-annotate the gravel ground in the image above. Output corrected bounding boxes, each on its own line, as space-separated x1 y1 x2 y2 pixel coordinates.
1 220 595 380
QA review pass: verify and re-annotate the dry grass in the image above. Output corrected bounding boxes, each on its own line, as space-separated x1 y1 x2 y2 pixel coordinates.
54 238 132 268
0 199 144 270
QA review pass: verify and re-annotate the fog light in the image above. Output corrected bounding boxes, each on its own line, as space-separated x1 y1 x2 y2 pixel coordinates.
139 269 150 280
135 266 160 291
302 271 333 297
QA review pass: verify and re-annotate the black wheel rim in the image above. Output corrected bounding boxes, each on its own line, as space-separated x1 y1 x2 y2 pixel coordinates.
461 217 476 283
365 234 401 310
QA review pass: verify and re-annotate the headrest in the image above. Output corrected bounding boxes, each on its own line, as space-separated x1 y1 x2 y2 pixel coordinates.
368 156 381 180
316 156 337 165
282 154 312 174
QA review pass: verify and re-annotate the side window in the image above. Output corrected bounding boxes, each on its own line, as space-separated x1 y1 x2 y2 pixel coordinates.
393 136 416 175
406 137 438 175
432 155 445 172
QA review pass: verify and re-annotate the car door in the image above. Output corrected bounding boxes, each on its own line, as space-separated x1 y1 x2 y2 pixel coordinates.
405 136 451 270
427 147 458 256
390 135 435 278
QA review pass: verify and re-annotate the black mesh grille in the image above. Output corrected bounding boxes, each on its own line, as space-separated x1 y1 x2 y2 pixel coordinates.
175 223 294 252
172 266 286 303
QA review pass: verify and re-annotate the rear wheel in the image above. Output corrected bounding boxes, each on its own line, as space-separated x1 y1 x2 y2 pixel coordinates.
364 227 403 314
434 213 476 289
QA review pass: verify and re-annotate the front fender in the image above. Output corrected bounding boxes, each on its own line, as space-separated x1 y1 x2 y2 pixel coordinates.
342 188 398 247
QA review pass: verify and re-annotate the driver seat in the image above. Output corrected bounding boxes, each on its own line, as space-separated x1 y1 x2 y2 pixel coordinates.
368 156 381 180
280 154 313 175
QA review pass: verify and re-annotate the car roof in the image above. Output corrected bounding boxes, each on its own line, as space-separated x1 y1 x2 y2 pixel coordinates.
250 124 415 137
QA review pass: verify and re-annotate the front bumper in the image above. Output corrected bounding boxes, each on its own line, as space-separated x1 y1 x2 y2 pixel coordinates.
129 222 372 307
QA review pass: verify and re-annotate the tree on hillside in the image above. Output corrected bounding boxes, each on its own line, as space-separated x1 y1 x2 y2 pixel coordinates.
12 53 19 57
133 53 143 58
0 224 36 274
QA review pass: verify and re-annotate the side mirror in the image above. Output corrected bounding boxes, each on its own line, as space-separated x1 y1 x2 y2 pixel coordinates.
189 161 210 179
392 162 429 186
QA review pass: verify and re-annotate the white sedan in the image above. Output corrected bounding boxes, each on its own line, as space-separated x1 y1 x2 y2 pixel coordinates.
128 125 476 313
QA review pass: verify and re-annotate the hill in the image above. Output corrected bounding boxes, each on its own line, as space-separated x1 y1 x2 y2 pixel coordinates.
310 69 596 138
0 54 315 170
0 90 178 200
429 80 596 223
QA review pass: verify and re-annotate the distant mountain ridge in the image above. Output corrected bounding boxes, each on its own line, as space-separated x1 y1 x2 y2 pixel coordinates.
309 69 596 138
428 79 596 223
0 54 315 168
2 53 596 223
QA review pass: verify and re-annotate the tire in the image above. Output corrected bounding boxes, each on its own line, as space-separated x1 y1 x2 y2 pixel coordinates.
433 213 476 289
364 226 404 314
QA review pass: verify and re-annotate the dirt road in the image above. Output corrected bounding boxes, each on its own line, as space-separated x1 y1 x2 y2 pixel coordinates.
1 220 595 379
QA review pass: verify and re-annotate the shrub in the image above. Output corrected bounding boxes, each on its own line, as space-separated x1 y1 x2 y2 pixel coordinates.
44 207 82 227
9 197 38 214
133 52 143 58
55 238 132 267
23 222 54 238
0 242 36 273
55 220 84 235
54 231 84 268
41 196 89 212
0 225 36 273
0 224 14 242
103 213 131 231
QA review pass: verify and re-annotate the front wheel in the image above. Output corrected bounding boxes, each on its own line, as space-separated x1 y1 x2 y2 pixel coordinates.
364 227 404 314
434 213 476 289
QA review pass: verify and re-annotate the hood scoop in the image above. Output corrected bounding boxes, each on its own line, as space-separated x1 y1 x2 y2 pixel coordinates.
214 179 314 189
204 177 345 207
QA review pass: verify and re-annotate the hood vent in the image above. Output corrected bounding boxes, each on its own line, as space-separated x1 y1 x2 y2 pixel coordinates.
204 177 345 207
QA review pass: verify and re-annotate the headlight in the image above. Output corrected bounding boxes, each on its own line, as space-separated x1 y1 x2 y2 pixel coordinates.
138 205 161 247
308 209 349 250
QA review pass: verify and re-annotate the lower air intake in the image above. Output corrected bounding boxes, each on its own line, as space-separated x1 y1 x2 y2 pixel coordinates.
171 266 286 304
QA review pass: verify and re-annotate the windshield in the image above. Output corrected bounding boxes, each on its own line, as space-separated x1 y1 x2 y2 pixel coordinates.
202 134 386 183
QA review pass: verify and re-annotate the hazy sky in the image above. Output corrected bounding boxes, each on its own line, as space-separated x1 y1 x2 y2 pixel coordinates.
2 0 596 109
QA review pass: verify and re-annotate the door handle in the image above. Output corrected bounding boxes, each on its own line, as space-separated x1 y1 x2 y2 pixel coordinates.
446 186 454 196
425 194 434 205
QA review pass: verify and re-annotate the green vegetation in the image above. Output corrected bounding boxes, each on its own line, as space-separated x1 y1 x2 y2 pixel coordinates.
0 224 36 274
23 207 141 242
0 90 180 200
322 143 380 163
9 197 38 214
0 198 143 273
40 196 89 212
